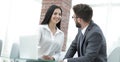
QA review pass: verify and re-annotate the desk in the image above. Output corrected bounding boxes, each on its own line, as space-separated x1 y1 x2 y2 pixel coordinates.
0 56 14 62
0 57 55 62
16 58 55 62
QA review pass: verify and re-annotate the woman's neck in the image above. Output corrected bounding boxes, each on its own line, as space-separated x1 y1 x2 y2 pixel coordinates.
48 23 57 35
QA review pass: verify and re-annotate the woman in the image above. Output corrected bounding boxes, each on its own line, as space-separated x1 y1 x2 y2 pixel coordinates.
38 5 64 62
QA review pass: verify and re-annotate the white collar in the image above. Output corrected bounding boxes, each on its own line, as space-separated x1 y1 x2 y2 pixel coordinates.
81 25 89 35
41 24 62 34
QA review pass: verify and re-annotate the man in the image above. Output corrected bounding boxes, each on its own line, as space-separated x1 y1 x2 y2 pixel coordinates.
63 4 107 62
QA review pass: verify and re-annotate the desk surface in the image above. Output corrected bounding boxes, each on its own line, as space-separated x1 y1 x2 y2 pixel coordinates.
0 57 13 62
0 57 55 62
16 58 55 62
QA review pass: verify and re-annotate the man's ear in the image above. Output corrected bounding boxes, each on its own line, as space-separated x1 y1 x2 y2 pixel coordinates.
77 18 81 23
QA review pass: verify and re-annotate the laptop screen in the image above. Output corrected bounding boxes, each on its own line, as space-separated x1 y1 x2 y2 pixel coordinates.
19 35 39 60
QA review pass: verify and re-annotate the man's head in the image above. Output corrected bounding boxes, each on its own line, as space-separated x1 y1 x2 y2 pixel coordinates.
73 4 93 28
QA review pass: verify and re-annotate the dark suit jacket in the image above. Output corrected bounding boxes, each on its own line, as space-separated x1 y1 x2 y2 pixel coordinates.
64 21 107 62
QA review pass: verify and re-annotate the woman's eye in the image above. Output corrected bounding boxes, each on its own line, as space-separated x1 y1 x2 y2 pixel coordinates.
53 12 61 16
59 13 62 16
54 12 57 15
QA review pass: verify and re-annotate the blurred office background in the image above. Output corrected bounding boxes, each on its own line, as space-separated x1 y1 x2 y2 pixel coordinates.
0 0 120 60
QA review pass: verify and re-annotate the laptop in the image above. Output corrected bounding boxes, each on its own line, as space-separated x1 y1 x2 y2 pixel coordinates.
19 35 39 60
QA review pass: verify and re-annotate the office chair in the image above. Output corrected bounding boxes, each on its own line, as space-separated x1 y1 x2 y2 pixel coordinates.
10 43 20 62
0 40 2 56
108 47 120 62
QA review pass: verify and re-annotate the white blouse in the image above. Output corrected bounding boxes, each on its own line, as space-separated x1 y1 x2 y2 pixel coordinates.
38 25 64 61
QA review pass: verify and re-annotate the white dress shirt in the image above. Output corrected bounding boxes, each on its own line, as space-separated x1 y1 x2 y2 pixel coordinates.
38 25 64 61
81 25 89 35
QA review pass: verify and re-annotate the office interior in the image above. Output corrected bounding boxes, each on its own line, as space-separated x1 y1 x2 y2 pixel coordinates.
0 0 120 62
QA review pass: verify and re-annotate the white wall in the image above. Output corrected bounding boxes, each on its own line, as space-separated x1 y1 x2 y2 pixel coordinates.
0 0 42 57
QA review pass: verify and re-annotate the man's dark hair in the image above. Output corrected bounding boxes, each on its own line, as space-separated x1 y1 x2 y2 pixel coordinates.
73 4 93 22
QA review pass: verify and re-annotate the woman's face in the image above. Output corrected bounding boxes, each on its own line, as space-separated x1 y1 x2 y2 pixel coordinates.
50 8 62 24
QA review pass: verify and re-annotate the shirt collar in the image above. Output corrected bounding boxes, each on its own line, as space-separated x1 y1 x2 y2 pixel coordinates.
81 25 89 35
42 24 62 34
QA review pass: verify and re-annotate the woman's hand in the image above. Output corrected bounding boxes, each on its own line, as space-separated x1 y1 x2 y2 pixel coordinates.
42 55 55 60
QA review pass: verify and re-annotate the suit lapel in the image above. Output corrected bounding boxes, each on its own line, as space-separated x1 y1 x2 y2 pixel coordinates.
79 21 94 56
83 21 94 40
78 30 84 56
